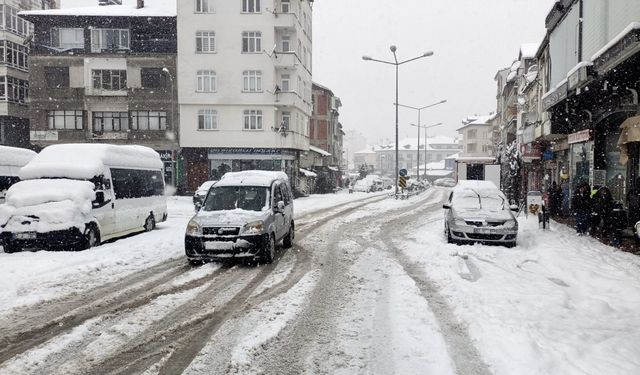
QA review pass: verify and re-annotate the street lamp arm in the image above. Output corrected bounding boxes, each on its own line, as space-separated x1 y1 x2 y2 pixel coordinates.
398 52 434 65
362 56 396 65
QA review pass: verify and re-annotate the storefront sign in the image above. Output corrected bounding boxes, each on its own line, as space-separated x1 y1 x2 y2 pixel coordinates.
208 148 295 156
30 130 58 141
542 81 568 111
568 129 592 144
158 150 174 161
521 143 542 162
91 132 128 140
593 28 640 75
522 126 536 144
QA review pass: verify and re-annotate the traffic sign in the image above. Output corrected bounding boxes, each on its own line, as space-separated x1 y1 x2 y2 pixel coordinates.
399 169 408 177
399 176 407 188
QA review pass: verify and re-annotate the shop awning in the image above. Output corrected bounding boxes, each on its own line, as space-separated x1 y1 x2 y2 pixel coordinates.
617 115 640 165
299 168 317 178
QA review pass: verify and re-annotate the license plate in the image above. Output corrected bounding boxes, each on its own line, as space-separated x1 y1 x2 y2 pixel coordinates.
473 228 498 234
14 232 37 240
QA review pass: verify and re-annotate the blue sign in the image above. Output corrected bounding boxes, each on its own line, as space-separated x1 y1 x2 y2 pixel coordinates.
399 169 408 177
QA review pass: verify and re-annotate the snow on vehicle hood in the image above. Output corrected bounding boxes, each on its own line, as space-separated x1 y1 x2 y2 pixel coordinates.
195 208 267 226
452 207 514 222
0 179 95 231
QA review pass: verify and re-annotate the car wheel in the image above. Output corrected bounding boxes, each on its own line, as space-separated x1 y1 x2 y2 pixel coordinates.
283 222 294 248
83 225 100 250
144 215 156 232
261 235 276 264
446 226 454 244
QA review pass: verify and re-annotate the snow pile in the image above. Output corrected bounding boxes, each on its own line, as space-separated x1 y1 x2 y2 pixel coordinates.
0 146 36 168
19 144 163 180
0 179 95 231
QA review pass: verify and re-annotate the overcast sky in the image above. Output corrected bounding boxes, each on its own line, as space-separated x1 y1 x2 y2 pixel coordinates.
312 0 556 145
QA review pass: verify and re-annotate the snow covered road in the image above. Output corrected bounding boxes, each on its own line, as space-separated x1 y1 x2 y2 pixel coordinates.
1 188 640 374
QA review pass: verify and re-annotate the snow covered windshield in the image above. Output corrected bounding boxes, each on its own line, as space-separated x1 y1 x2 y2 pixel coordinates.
202 186 268 212
453 190 506 211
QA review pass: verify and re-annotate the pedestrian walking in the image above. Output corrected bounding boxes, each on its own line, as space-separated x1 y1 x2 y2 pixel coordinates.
590 186 613 237
572 182 591 235
549 181 562 217
608 201 628 248
627 178 640 237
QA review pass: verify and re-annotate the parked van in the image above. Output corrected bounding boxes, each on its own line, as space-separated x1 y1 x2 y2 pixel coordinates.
185 170 294 264
0 146 37 204
0 144 167 252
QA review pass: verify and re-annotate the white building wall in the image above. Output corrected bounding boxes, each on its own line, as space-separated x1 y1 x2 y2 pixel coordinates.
583 0 640 59
177 0 313 151
549 2 580 87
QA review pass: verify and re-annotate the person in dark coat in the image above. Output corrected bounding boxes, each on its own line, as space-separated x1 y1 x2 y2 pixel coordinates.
590 186 613 237
549 181 562 217
572 182 592 235
627 178 640 236
607 201 628 248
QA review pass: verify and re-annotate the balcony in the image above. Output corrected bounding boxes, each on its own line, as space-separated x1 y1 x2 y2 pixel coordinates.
273 12 298 30
273 52 298 68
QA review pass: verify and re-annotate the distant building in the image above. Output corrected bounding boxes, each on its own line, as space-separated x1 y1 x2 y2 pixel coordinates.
375 136 461 177
457 115 495 158
310 82 343 169
0 0 58 148
20 0 179 184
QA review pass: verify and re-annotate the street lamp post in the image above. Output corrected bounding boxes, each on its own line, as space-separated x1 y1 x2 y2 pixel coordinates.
396 100 446 180
363 47 434 196
410 122 444 179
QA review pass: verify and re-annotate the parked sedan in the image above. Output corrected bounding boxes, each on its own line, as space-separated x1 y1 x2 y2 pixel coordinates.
443 180 519 247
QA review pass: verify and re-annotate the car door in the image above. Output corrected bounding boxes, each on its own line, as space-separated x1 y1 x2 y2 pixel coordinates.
91 176 116 238
272 183 286 240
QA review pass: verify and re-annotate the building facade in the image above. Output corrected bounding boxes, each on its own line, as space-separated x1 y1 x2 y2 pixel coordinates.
20 0 179 184
457 115 494 158
0 0 57 148
375 137 461 178
310 82 343 169
177 0 314 193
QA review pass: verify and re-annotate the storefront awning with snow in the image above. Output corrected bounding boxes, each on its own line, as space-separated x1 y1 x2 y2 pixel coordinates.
617 115 640 165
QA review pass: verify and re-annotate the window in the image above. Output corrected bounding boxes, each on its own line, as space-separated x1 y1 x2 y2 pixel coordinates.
281 111 290 130
467 144 477 153
47 110 83 130
0 41 28 71
50 28 84 50
111 168 164 199
93 112 129 132
141 68 166 89
92 69 127 91
281 74 290 91
1 5 30 37
467 129 477 139
195 0 212 13
242 70 262 92
45 67 70 88
281 35 290 52
131 111 167 130
196 31 215 53
197 70 216 92
242 31 261 53
90 29 129 52
198 109 217 130
242 0 261 13
281 0 290 13
0 76 28 103
243 109 263 130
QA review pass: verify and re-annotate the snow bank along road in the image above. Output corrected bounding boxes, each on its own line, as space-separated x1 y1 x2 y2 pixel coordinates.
1 189 640 375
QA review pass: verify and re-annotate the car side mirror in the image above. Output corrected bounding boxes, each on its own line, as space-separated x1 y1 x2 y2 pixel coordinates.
194 201 202 212
510 204 519 212
442 204 451 210
93 191 105 208
275 200 285 212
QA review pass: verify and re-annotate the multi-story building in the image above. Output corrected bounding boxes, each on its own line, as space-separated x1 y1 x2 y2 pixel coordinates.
457 115 494 158
20 0 179 184
310 82 343 168
0 0 57 148
177 0 314 193
375 136 461 177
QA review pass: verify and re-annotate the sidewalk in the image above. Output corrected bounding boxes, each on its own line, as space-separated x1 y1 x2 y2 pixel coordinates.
548 214 640 255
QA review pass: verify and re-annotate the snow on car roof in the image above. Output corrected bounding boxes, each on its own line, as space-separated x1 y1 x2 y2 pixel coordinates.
0 146 37 168
216 170 289 187
196 180 217 193
19 144 163 180
453 180 501 195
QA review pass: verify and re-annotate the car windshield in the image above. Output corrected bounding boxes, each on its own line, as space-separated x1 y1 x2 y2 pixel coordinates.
453 189 506 211
202 186 268 212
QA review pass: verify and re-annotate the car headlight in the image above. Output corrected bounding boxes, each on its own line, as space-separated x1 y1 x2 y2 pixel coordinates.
504 220 517 229
186 220 202 236
454 219 467 227
241 220 265 235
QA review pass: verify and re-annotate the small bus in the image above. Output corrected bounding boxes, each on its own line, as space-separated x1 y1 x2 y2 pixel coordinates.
0 144 167 252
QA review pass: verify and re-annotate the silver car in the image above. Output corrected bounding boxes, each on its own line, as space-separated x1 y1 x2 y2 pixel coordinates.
443 180 518 247
185 171 294 264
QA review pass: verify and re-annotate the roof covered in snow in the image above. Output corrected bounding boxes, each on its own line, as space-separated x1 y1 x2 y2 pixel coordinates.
216 170 289 188
19 144 164 180
520 43 540 59
458 115 495 130
0 146 37 168
21 0 176 17
377 136 460 152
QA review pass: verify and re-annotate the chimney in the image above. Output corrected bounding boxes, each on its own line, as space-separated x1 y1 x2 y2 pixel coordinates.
137 0 144 8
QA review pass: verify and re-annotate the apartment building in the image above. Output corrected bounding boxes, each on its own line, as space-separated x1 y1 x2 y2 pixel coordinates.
20 0 179 184
177 0 314 192
0 0 57 147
